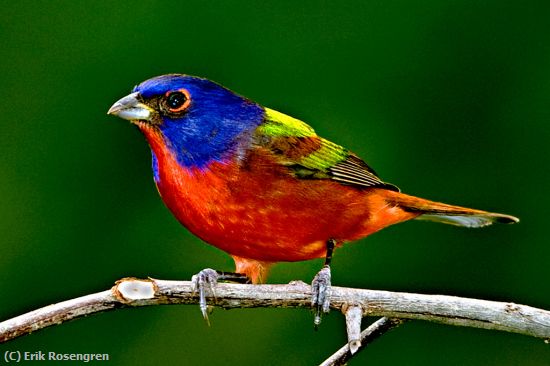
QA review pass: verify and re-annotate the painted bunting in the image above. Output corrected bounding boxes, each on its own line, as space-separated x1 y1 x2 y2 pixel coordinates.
108 74 518 323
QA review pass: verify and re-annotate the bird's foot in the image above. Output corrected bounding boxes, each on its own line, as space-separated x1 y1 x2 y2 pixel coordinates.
311 265 332 328
191 268 219 323
191 268 251 324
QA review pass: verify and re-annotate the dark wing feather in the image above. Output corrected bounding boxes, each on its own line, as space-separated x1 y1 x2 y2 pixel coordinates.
329 154 400 191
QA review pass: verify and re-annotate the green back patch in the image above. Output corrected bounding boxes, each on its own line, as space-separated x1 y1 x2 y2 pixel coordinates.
253 107 397 190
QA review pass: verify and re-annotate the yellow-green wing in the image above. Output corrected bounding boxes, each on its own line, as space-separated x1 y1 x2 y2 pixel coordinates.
253 108 399 191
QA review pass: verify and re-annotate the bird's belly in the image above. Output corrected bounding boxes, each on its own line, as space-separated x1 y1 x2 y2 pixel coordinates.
155 162 367 262
160 185 333 261
190 204 329 262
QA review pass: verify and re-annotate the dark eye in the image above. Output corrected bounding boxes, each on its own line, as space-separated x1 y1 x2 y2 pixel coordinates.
164 90 190 112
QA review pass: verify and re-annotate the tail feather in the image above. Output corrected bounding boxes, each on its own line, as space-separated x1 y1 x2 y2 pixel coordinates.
383 191 519 228
415 213 517 228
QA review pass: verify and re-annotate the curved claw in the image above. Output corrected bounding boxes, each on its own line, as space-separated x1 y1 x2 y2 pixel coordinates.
311 265 332 328
191 268 219 323
191 268 252 324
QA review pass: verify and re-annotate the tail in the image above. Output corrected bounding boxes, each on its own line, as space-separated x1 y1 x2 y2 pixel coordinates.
383 191 519 228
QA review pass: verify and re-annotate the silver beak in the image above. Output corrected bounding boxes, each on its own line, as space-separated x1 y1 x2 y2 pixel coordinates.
107 92 153 121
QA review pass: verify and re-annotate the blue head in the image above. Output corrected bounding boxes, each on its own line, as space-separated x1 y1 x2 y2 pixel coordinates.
108 74 265 169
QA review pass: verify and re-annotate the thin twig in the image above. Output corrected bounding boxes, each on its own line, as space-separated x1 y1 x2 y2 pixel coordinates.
1 277 549 346
319 317 407 366
343 304 363 354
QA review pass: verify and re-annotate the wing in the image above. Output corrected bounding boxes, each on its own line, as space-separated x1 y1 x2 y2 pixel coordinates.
252 108 399 191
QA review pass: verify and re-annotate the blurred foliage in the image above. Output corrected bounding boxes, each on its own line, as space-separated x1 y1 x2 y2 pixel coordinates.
1 1 549 364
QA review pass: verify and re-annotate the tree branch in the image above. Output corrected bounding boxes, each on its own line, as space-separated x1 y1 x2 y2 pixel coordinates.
320 317 407 366
1 277 549 349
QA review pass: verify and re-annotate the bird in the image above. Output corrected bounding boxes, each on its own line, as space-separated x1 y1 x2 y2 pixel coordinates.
108 74 518 324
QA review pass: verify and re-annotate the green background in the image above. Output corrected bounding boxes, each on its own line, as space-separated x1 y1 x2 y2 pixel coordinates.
1 1 549 364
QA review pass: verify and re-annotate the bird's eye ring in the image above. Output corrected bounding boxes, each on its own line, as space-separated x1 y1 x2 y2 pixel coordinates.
164 89 190 113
